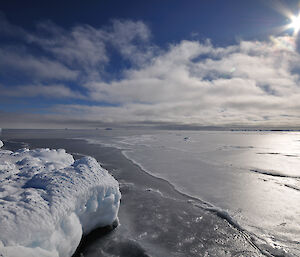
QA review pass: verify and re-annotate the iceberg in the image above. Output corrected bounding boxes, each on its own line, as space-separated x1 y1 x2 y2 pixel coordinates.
0 142 121 257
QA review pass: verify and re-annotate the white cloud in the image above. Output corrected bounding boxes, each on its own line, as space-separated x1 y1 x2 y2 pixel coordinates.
0 16 154 83
0 84 85 99
25 19 154 76
0 48 78 80
1 16 300 127
107 20 155 65
27 21 108 71
57 37 300 126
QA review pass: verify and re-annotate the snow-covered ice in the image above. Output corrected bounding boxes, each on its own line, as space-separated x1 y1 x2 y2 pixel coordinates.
0 142 121 257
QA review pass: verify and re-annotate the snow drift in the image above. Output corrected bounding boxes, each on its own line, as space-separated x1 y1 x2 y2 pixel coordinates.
0 141 121 257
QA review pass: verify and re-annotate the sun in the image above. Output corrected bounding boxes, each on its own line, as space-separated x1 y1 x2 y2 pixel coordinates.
288 13 300 34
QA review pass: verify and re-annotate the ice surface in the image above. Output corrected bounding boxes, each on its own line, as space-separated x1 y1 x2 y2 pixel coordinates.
83 130 300 256
0 142 121 257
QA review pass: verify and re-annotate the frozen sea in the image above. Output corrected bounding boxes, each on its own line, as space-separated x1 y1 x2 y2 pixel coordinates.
1 128 300 256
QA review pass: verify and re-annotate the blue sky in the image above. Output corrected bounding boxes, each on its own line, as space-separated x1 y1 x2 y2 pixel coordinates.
1 0 297 43
1 0 300 128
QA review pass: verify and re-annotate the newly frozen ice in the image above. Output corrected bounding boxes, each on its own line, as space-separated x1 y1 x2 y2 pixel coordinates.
0 142 121 257
85 130 300 256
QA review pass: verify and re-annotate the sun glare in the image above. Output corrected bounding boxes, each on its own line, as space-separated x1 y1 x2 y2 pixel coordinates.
288 13 300 34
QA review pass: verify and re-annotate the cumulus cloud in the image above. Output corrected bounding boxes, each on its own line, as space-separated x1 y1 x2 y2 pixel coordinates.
1 15 300 128
74 38 300 126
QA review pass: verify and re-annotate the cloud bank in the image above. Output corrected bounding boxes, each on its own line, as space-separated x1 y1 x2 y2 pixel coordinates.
1 15 300 128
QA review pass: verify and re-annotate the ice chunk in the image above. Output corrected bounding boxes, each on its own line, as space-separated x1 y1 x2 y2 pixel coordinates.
0 140 3 148
0 146 121 257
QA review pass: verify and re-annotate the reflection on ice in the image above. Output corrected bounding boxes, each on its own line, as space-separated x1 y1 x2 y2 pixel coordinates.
1 129 300 256
84 130 300 256
77 180 263 257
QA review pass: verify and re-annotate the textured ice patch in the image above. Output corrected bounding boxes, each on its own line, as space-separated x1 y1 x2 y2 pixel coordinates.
0 142 121 257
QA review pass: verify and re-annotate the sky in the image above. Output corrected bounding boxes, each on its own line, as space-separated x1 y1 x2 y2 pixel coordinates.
1 0 300 129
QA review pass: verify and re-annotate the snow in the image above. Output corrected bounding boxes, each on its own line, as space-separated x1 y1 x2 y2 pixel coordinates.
0 142 121 257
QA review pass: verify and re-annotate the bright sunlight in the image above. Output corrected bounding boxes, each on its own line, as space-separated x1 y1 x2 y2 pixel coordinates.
288 13 300 34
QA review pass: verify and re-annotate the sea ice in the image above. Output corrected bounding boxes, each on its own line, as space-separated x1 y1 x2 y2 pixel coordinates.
0 142 121 257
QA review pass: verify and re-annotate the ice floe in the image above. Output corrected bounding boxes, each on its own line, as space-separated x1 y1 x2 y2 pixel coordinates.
0 142 121 257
